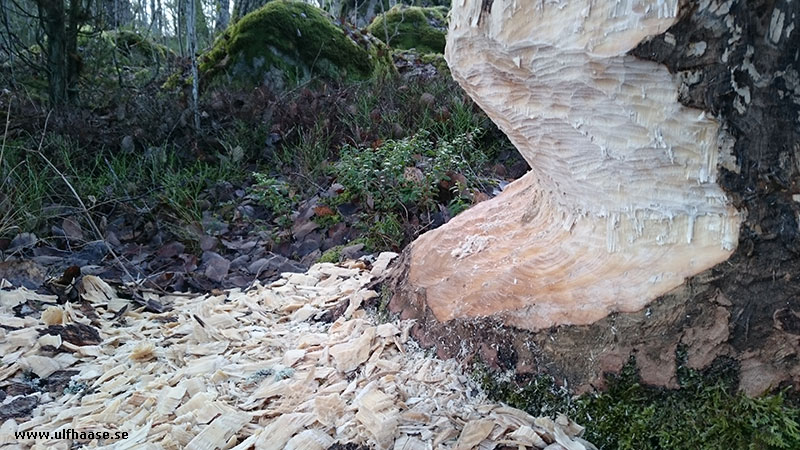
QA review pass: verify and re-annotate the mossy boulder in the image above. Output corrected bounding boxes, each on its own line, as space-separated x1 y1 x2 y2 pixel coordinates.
392 49 450 79
201 0 392 89
82 30 173 66
107 30 171 61
79 30 174 93
367 5 448 54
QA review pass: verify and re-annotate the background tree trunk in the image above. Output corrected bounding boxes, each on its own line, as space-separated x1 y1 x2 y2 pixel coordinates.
105 0 133 27
214 0 228 32
187 0 199 130
388 0 800 396
38 0 68 104
231 0 255 23
65 0 85 99
176 0 184 57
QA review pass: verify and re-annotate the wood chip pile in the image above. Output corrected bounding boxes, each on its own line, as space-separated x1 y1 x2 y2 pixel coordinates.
0 252 596 450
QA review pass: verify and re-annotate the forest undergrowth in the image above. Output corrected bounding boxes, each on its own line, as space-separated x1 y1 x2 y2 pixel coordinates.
1 21 798 450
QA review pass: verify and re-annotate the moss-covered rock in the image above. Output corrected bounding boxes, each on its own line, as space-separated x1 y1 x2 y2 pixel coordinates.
82 30 172 66
391 49 450 79
108 30 171 61
201 0 392 89
367 5 448 54
78 30 174 94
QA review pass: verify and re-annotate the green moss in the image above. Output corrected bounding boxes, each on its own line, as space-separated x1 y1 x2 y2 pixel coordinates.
367 5 447 54
318 245 344 263
201 0 391 89
162 71 191 90
110 30 169 61
79 30 174 98
419 52 449 74
82 30 172 66
475 353 800 450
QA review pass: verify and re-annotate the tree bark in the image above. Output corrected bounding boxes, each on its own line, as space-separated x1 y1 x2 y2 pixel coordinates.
156 0 163 38
65 0 86 98
214 0 228 33
187 0 199 130
105 0 133 27
176 0 184 57
36 0 89 104
388 0 800 396
38 0 68 104
231 0 268 23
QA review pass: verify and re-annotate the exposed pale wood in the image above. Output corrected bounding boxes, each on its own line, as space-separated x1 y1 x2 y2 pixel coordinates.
399 0 742 330
0 254 594 449
390 0 800 396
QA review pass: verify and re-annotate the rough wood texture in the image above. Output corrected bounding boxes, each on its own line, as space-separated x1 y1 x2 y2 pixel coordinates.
390 0 800 394
404 0 742 330
0 255 595 449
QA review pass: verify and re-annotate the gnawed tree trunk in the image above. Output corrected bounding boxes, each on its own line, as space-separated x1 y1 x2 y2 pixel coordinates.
389 0 800 396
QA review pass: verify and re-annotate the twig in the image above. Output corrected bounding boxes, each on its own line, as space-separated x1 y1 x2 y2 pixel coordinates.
33 111 137 284
0 98 24 241
290 171 326 192
136 287 197 297
0 96 9 169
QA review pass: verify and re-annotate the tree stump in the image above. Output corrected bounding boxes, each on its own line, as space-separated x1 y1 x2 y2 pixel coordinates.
388 0 800 395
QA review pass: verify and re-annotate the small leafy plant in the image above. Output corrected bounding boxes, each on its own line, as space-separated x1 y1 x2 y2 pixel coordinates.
330 128 488 250
250 174 298 229
334 129 483 213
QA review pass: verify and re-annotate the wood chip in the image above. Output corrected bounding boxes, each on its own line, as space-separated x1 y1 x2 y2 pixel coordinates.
81 275 117 304
285 429 336 450
41 306 64 325
356 387 399 448
0 260 593 449
130 342 156 361
330 327 375 372
253 413 315 450
19 355 62 378
508 425 549 448
186 412 251 450
455 419 495 450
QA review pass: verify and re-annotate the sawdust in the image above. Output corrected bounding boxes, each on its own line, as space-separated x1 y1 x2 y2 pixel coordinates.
0 252 595 449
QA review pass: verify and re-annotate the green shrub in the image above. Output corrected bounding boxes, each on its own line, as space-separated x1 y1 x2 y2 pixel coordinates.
333 129 483 214
336 75 509 160
367 212 404 251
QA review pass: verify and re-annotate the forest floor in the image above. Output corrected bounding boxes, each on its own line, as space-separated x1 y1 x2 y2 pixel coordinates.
0 253 595 449
0 52 526 294
2 48 800 450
